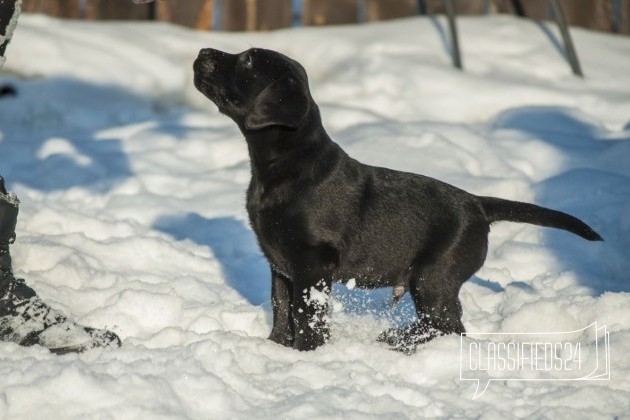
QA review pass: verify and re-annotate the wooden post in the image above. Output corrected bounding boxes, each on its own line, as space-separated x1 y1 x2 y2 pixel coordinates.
621 0 630 34
420 0 485 15
85 0 152 20
494 0 615 32
489 0 528 16
221 0 246 30
221 0 292 31
197 0 214 30
516 0 548 19
22 0 81 18
303 0 358 26
558 0 614 32
365 0 417 22
155 0 214 30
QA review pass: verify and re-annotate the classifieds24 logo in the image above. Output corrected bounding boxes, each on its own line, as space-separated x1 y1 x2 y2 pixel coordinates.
460 322 610 399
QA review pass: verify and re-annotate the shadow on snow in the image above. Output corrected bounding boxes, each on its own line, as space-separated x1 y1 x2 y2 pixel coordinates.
0 76 155 192
153 214 271 307
492 105 630 294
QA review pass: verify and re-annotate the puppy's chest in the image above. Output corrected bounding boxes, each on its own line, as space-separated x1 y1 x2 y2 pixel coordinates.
247 200 301 260
246 181 313 243
248 205 300 247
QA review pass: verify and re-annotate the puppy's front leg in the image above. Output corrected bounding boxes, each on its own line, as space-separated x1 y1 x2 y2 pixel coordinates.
268 268 294 347
292 258 332 351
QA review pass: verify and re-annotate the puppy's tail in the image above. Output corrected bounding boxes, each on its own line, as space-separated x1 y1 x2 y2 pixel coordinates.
479 196 603 241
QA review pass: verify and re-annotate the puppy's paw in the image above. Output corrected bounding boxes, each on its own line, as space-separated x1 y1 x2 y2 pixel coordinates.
268 330 294 348
293 328 329 351
377 328 419 354
377 323 443 354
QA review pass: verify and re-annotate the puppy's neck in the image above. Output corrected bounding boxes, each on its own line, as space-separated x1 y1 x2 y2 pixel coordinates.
242 109 340 184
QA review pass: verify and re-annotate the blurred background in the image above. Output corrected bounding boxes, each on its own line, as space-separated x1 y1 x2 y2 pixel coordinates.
20 0 630 34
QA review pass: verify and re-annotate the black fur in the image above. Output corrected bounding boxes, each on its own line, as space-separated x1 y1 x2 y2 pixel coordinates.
193 48 602 352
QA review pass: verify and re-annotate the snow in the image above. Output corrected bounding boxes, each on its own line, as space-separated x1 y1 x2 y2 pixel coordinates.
1 13 630 418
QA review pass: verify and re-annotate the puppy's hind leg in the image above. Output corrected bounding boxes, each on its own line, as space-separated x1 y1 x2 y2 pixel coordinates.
380 230 487 353
379 265 467 353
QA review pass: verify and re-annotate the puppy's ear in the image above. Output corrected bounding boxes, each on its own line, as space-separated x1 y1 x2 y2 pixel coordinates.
244 77 309 130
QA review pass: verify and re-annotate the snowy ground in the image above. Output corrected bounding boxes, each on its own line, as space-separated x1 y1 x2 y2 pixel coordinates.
1 13 630 419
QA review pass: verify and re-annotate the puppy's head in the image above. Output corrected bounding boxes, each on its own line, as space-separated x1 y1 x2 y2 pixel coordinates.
193 48 311 131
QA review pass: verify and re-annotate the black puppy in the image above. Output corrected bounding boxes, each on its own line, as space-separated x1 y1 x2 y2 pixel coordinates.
193 48 602 352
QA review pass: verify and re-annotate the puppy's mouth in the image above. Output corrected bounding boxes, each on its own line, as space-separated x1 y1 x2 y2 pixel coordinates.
193 59 220 100
193 57 213 83
193 74 229 111
193 73 212 93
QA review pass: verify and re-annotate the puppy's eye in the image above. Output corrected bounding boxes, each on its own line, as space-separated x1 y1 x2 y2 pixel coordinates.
243 54 253 70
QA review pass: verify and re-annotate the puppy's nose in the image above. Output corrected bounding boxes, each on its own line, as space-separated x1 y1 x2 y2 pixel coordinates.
194 49 217 73
198 48 214 57
194 57 215 74
197 48 232 61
